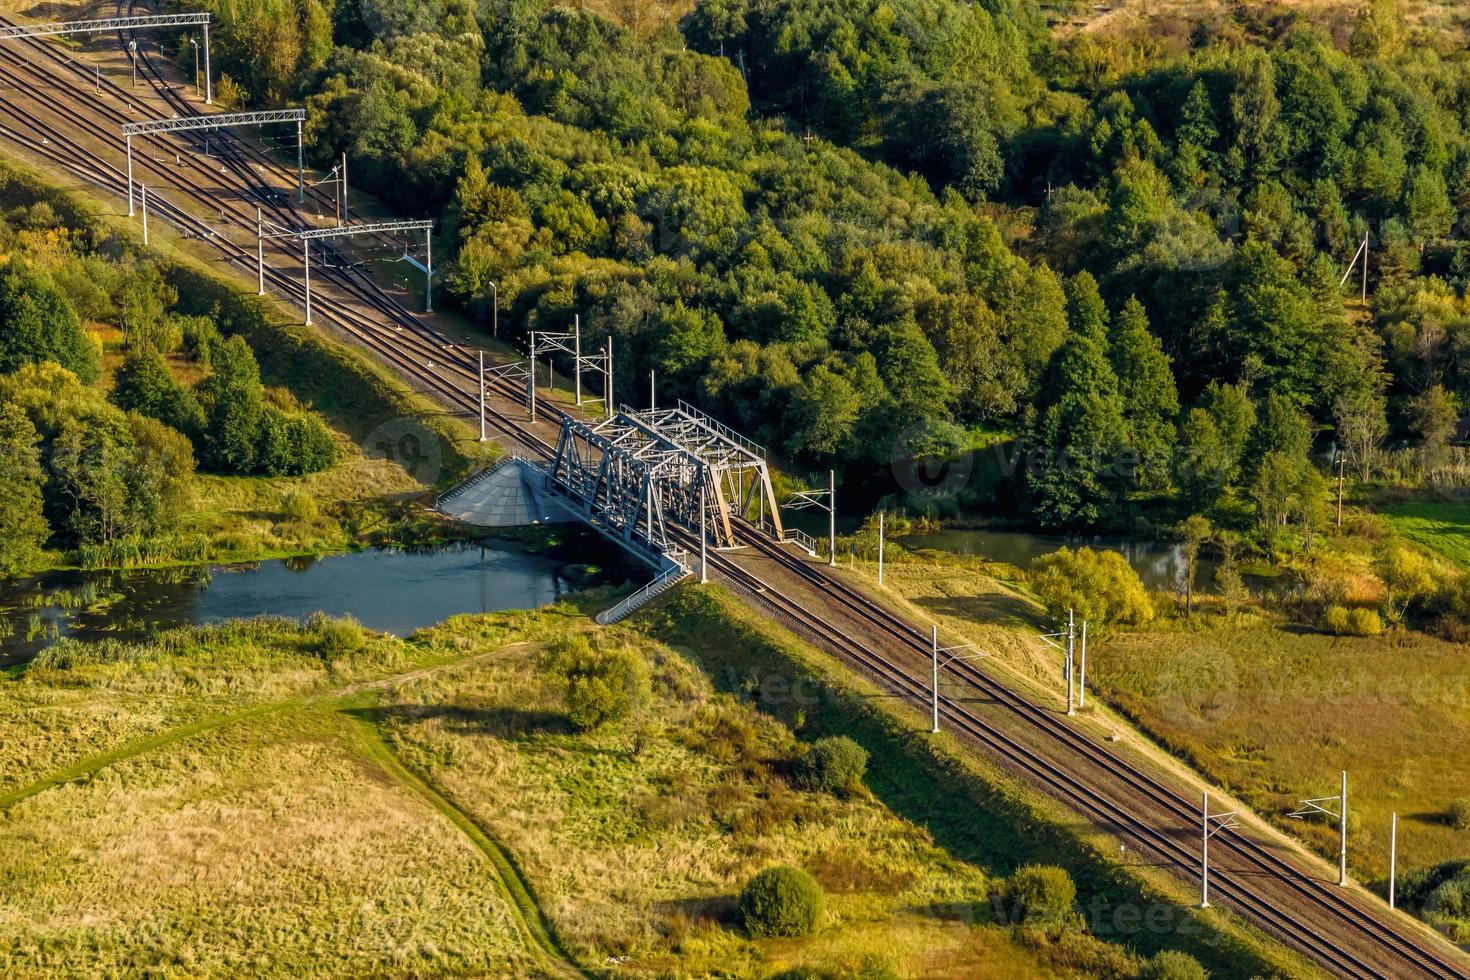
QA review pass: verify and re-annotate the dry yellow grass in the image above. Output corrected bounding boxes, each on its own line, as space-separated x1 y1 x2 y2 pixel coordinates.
0 708 535 977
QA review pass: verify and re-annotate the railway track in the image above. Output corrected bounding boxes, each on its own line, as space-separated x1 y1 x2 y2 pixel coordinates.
0 14 1464 977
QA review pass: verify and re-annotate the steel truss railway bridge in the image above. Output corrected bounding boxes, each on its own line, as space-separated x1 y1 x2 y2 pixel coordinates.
544 399 784 569
1 9 1468 976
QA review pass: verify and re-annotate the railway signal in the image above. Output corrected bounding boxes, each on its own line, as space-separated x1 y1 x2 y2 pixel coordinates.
1289 771 1349 887
929 625 986 734
1201 790 1239 908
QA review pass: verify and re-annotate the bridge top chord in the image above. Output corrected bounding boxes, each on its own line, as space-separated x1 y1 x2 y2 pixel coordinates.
122 108 304 137
0 13 210 40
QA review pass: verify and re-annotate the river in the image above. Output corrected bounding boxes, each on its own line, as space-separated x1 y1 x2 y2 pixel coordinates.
1 534 637 666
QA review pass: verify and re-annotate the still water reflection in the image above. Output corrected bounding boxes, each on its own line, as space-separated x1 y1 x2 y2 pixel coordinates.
2 538 632 665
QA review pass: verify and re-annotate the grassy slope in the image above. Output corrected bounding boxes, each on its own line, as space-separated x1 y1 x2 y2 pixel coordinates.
0 603 1104 979
1380 500 1470 569
640 587 1321 979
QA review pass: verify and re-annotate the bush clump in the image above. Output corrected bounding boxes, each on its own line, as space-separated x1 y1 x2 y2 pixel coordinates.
791 735 868 795
1324 605 1384 637
311 613 364 658
1347 607 1383 636
280 490 319 523
1031 547 1153 625
1449 798 1470 831
543 634 650 731
1140 950 1209 980
1000 864 1075 926
739 865 824 938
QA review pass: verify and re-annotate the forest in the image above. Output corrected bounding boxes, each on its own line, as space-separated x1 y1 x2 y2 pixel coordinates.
0 196 336 573
174 0 1470 537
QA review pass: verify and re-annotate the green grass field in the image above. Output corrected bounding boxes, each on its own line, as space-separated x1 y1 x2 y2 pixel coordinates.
1380 500 1470 569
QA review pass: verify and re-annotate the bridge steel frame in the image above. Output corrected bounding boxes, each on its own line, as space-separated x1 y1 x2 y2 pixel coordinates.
547 402 782 567
625 399 784 542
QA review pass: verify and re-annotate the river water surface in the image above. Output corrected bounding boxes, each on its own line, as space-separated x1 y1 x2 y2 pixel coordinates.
2 536 635 665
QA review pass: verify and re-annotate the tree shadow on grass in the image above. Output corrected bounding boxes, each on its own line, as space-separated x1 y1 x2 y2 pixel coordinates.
347 702 574 739
912 592 1045 631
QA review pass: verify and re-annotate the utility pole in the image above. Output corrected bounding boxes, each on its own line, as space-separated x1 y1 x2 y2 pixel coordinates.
303 237 312 325
1389 812 1398 910
700 478 709 585
478 350 486 441
202 20 212 104
931 625 940 734
189 37 199 96
340 152 348 224
649 369 656 411
1362 232 1369 303
528 331 538 421
1038 615 1077 716
1067 609 1076 716
256 207 265 295
126 133 134 216
489 280 498 339
877 510 884 586
1341 770 1349 887
1290 772 1349 887
140 184 148 245
930 625 985 734
828 470 836 567
1336 450 1346 528
129 39 137 88
1078 619 1088 709
1201 791 1238 908
296 118 305 203
425 228 433 313
574 314 583 406
605 335 614 419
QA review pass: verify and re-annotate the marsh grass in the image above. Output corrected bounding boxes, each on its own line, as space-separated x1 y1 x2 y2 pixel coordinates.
1092 624 1470 887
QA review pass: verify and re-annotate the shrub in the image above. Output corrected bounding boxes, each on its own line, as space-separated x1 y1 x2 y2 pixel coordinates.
311 613 364 658
739 865 824 938
1031 547 1153 624
792 735 868 795
544 634 650 730
1001 865 1075 925
280 490 319 523
1450 798 1470 831
1324 605 1350 635
1347 607 1383 636
1140 950 1208 980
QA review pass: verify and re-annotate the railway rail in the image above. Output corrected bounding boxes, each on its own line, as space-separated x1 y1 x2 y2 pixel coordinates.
0 13 1464 977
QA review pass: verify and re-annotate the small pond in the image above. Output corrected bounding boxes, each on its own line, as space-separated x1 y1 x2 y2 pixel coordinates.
1 534 638 666
899 528 1289 595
